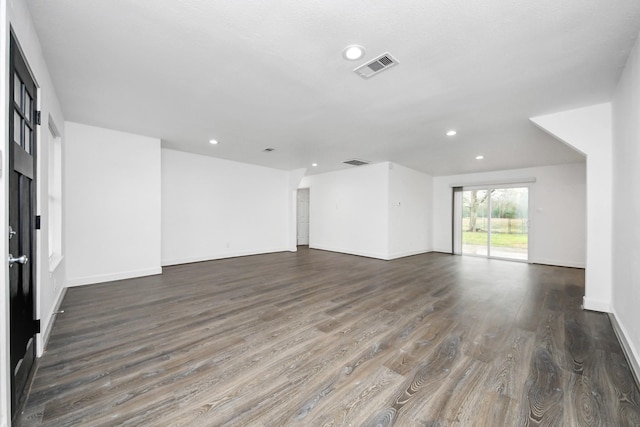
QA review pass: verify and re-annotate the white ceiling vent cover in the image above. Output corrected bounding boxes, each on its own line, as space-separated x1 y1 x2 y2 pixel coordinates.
354 53 399 79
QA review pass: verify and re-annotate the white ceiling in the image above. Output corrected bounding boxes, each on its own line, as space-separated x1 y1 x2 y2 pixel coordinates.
26 0 640 176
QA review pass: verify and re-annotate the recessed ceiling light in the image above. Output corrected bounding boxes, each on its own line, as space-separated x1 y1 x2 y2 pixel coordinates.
209 139 218 145
446 130 457 136
342 45 365 61
312 163 318 167
475 155 484 160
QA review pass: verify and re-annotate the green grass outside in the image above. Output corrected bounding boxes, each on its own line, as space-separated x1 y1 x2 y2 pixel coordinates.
462 217 527 234
462 231 528 248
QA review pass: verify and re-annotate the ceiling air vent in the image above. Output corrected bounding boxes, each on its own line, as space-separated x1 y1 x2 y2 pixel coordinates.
354 53 399 79
343 159 369 166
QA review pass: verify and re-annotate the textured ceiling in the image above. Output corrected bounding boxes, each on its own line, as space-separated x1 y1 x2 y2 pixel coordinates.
25 0 640 176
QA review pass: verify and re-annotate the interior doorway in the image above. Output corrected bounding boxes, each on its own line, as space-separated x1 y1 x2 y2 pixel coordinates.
454 186 529 261
296 188 309 246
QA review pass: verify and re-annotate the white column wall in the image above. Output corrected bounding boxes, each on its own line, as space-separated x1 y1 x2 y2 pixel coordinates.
300 163 390 259
531 103 612 312
300 162 433 260
64 122 162 286
611 31 640 383
388 163 433 259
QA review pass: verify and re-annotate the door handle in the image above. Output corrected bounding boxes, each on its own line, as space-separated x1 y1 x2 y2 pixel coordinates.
8 254 28 267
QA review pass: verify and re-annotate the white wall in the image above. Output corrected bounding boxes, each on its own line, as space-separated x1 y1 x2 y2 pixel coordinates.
432 163 586 268
611 32 640 383
300 162 432 260
301 162 390 259
1 4 8 418
1 0 67 424
161 149 291 265
65 122 161 286
531 103 612 312
388 163 433 259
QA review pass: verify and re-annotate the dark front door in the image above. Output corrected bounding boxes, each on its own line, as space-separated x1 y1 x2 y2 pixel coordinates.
9 32 38 419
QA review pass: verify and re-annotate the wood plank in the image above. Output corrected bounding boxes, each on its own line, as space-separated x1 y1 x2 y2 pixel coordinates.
14 249 640 426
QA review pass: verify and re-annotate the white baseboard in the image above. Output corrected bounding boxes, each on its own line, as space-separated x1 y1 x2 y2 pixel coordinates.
433 247 453 253
582 296 611 313
387 249 432 260
308 244 388 260
608 311 640 389
161 248 290 267
37 287 67 356
531 258 585 269
65 267 163 287
309 245 433 261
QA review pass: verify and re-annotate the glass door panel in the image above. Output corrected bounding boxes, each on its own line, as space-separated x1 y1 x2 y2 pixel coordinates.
462 189 489 256
489 188 528 260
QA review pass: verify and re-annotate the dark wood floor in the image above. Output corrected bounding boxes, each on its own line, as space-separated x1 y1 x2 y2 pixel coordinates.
15 248 640 426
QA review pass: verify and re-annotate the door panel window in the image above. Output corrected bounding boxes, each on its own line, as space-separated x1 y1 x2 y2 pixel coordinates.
25 94 31 121
13 112 21 145
13 73 21 105
24 127 31 154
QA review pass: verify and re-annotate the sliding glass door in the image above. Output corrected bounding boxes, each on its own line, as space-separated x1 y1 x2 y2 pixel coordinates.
459 186 529 261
